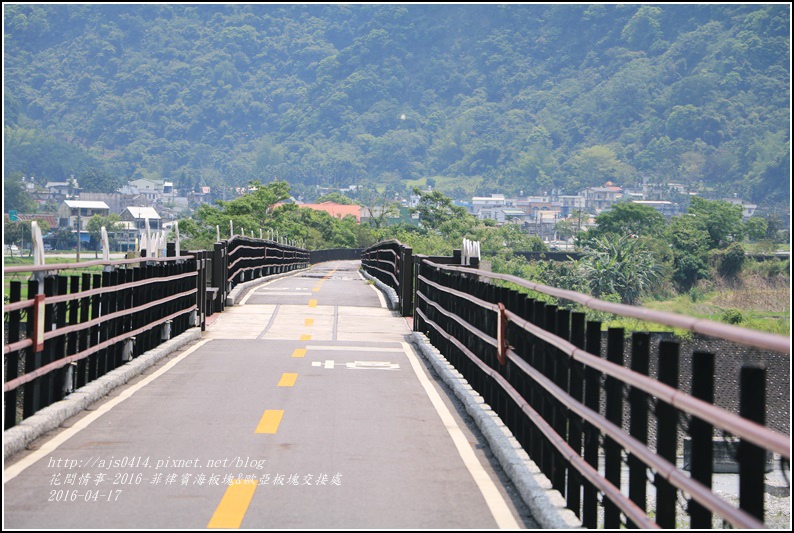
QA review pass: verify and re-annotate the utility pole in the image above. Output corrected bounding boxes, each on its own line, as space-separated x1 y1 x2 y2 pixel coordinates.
76 209 81 262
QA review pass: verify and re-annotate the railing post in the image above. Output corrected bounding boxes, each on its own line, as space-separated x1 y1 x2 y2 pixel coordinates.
655 340 679 529
604 327 624 529
23 279 41 419
99 270 112 374
400 246 413 317
542 304 557 484
582 320 602 529
214 242 225 312
739 364 766 522
197 251 207 331
689 351 715 528
5 282 22 429
530 300 546 469
552 308 570 496
566 311 586 519
628 332 650 527
41 275 57 408
88 273 102 381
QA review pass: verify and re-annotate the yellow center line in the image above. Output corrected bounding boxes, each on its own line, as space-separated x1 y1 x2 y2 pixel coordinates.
207 480 259 529
312 287 321 292
304 318 314 326
308 299 317 308
255 410 284 434
299 334 312 341
291 348 307 358
277 373 298 387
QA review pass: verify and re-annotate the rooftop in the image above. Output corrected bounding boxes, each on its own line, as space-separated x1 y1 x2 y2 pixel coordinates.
62 200 110 209
124 206 162 220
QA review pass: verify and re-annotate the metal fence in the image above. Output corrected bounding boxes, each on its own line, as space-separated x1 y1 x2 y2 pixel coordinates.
3 237 308 428
361 241 477 317
362 239 789 528
412 258 789 528
4 255 198 429
361 240 413 316
226 236 310 289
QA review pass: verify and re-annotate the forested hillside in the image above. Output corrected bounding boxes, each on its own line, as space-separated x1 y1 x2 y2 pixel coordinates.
4 4 790 205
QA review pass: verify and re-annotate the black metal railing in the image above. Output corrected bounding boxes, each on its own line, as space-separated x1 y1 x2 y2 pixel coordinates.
4 236 309 427
361 241 477 317
410 257 789 529
226 236 309 289
361 240 412 316
4 255 198 429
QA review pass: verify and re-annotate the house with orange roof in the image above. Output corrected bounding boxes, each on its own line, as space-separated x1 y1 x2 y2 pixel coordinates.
274 201 362 223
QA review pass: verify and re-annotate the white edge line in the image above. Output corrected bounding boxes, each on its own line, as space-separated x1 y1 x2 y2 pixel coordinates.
399 341 520 529
4 339 211 483
358 270 387 309
240 270 303 305
305 345 405 352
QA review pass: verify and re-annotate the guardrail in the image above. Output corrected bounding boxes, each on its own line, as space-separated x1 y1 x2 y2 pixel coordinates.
4 255 199 429
226 236 310 289
362 236 789 528
361 240 412 316
4 237 309 428
361 241 478 317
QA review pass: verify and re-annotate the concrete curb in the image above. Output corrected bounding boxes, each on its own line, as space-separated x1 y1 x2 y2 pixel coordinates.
3 328 202 461
226 268 306 306
359 269 399 311
409 331 583 529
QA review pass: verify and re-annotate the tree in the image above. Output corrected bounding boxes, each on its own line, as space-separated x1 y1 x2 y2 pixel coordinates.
565 145 635 191
743 217 767 243
4 220 23 248
591 202 668 238
667 215 711 291
621 6 664 52
686 197 744 249
86 213 122 251
4 173 37 213
410 188 470 230
579 235 661 305
554 218 578 242
4 220 51 255
80 167 123 193
315 192 354 205
51 227 77 251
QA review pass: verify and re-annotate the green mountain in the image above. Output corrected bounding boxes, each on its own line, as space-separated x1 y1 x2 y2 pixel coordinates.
3 4 790 205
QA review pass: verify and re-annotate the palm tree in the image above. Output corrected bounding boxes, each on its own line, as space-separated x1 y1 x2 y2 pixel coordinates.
579 235 661 305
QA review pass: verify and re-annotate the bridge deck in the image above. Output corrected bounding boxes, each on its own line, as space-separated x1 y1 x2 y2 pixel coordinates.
4 261 535 529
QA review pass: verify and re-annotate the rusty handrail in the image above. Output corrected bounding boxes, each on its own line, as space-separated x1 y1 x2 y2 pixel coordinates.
422 260 790 355
3 255 194 274
504 308 790 459
3 306 196 393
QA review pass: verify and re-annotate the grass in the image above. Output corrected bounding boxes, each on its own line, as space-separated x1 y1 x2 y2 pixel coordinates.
642 288 790 336
3 256 106 301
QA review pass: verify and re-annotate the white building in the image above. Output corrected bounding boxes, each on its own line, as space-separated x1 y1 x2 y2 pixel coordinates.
724 198 758 220
121 206 162 230
556 195 586 217
631 200 682 218
478 207 526 224
118 179 167 202
471 194 507 215
57 200 110 230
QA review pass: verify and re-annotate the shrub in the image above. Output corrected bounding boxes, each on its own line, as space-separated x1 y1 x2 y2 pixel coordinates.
721 308 743 324
711 242 745 280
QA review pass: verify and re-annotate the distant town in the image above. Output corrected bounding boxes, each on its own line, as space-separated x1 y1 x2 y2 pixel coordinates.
6 173 764 254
